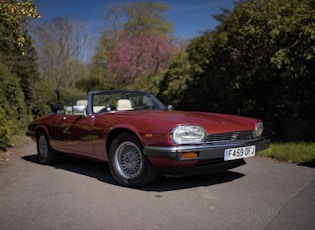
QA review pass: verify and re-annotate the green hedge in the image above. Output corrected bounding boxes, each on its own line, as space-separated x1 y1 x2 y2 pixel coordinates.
0 64 26 150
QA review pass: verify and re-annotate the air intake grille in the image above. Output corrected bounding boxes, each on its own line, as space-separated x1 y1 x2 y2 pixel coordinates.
204 131 254 143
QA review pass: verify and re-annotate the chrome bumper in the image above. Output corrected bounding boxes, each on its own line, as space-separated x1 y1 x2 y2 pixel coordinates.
144 137 270 161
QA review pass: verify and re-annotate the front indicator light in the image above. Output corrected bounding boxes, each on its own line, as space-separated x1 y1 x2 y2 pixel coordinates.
180 152 198 160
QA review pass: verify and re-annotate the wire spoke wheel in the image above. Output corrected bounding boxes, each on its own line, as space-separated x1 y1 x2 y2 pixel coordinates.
109 132 157 187
36 131 59 165
115 141 143 179
38 135 49 161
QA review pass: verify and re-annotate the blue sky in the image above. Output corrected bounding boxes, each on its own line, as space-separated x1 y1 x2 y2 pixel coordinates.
33 0 235 39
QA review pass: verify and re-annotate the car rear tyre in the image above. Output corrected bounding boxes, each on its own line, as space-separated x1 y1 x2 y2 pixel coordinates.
109 132 157 188
36 131 59 165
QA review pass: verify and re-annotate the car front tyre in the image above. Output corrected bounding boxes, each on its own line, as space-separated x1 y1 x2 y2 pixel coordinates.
36 131 59 165
109 132 157 188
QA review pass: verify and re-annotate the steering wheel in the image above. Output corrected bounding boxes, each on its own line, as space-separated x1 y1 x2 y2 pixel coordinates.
99 104 117 113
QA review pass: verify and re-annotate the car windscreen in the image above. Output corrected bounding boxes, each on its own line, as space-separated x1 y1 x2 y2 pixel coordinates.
92 92 166 113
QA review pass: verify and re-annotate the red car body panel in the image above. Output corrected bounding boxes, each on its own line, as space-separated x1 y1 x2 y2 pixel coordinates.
28 110 267 159
26 90 270 179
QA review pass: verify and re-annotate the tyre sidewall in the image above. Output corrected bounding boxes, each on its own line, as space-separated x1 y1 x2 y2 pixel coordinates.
109 133 156 188
36 131 57 165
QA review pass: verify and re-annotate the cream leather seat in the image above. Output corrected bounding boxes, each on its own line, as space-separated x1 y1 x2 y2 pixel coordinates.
117 99 133 111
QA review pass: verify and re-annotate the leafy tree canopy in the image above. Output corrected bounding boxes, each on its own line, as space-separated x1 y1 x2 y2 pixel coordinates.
0 63 26 149
90 0 175 90
0 0 40 149
159 0 315 141
0 0 40 51
123 0 173 35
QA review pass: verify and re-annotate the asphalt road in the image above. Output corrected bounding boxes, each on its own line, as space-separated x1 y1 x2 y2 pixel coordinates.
0 140 314 230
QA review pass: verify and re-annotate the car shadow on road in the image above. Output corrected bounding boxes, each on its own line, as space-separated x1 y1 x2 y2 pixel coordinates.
22 154 245 191
298 160 315 168
142 171 244 192
22 154 116 184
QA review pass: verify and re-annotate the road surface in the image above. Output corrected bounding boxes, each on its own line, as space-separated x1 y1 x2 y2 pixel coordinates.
1 139 314 230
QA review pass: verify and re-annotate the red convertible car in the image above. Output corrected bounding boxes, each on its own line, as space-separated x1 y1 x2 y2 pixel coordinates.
26 90 270 187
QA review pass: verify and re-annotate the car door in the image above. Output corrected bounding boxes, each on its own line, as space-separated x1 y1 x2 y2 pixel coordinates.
52 113 95 155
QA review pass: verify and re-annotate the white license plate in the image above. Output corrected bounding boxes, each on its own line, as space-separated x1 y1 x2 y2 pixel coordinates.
224 145 256 161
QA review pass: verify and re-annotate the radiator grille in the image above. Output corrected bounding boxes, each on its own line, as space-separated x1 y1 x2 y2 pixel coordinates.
204 131 254 143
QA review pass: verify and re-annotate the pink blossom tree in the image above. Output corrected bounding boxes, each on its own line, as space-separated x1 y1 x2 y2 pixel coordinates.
108 30 175 84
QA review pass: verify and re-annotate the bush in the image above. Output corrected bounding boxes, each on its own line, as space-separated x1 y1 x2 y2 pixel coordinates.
31 81 87 117
0 107 13 150
31 80 57 117
0 63 26 149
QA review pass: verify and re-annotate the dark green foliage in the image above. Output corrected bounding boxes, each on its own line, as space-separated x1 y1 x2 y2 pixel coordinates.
58 88 87 105
159 0 315 141
0 64 26 149
0 64 26 128
157 51 193 106
0 107 13 150
7 34 39 109
76 75 109 92
31 80 86 117
30 81 58 117
0 1 40 149
0 1 39 109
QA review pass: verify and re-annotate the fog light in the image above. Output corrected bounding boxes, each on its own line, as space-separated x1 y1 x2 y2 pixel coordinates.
181 152 198 159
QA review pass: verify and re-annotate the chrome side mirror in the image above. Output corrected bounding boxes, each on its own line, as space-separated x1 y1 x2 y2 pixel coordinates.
167 105 173 111
72 105 86 113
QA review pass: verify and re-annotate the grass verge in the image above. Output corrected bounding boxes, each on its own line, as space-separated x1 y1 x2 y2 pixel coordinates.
258 142 315 167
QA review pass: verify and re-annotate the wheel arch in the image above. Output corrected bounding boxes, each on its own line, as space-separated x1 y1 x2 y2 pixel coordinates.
34 125 50 139
107 127 157 187
106 126 143 154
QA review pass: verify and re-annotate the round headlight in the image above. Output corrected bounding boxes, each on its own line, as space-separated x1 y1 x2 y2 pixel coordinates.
170 125 206 144
255 121 264 137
